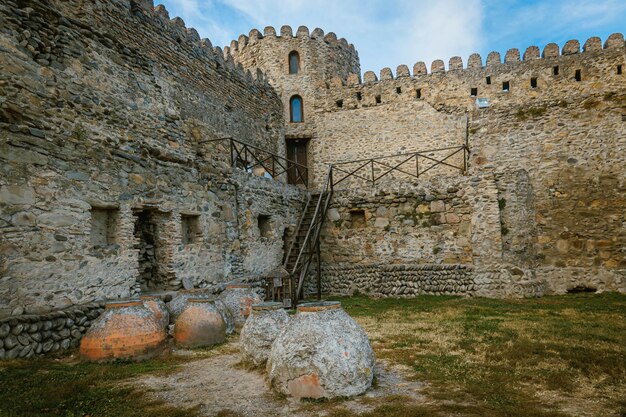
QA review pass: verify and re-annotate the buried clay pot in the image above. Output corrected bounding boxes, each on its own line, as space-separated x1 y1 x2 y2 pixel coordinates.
240 302 290 366
174 299 226 348
167 288 213 322
80 301 167 362
215 298 235 335
217 284 263 329
140 295 169 330
267 301 375 399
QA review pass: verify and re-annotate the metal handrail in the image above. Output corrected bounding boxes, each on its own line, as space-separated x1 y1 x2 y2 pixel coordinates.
292 166 333 302
330 145 468 188
202 137 309 188
282 194 311 267
331 145 466 166
287 145 468 304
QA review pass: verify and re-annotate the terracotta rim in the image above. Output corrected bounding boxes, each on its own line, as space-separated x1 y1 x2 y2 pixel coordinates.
180 288 207 294
139 295 160 300
297 301 341 312
105 300 143 309
226 283 252 289
251 302 284 311
187 298 215 304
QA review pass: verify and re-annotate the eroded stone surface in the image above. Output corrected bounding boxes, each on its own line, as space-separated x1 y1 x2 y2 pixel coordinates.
240 303 289 365
267 304 375 399
218 286 264 329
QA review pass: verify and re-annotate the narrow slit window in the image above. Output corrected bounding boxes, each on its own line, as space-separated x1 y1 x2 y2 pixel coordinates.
618 65 623 75
91 207 119 247
470 87 477 97
416 89 422 99
530 77 537 88
290 95 303 122
288 51 300 74
553 66 559 76
396 87 402 94
258 215 273 238
356 92 362 101
336 99 343 108
375 95 381 104
502 81 510 92
349 210 366 229
575 69 581 82
181 214 201 245
486 76 491 85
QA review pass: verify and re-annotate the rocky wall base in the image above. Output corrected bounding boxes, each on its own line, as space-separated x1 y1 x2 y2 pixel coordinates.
315 263 546 298
318 263 476 296
0 302 105 360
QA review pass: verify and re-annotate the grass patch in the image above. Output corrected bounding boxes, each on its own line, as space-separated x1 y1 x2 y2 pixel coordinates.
1 295 624 417
0 347 228 417
332 293 626 417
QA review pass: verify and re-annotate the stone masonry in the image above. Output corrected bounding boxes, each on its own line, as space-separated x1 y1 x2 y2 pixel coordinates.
0 1 306 324
230 26 626 296
0 1 625 358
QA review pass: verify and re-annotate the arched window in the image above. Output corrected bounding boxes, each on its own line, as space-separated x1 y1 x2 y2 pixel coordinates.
288 51 300 74
290 95 303 123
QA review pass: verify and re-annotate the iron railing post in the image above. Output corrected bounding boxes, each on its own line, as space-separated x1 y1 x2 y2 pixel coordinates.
229 138 234 167
371 160 375 186
463 146 468 175
316 237 321 300
329 166 334 192
416 153 419 178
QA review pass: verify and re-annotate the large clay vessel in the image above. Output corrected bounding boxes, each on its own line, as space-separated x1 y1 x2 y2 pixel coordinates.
240 302 289 366
267 301 375 399
174 299 226 348
167 288 213 321
140 295 169 329
80 300 166 362
214 298 235 335
217 284 263 329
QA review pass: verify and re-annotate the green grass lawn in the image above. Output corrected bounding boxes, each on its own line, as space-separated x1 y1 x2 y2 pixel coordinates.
0 294 624 417
329 293 626 417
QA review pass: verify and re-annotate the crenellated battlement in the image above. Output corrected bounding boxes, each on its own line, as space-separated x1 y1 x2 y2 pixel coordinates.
316 33 625 113
225 25 358 60
224 25 361 86
128 1 272 88
352 33 624 85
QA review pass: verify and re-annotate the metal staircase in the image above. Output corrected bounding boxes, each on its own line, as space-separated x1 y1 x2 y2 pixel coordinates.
283 167 334 306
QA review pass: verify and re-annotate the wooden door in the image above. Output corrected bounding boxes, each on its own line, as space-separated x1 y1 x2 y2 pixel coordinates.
286 139 308 185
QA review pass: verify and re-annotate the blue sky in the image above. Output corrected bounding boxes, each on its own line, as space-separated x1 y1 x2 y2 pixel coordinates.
157 0 626 75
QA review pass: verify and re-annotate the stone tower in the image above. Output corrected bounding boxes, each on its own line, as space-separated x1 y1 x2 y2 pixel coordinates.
228 25 360 183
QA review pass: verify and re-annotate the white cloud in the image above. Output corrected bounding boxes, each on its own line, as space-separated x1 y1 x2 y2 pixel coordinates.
160 0 485 75
400 0 484 71
159 0 626 75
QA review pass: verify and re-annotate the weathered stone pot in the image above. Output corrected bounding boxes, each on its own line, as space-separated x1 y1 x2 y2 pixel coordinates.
80 301 166 362
140 295 169 330
267 301 375 399
214 298 235 335
167 289 213 322
174 299 226 348
217 284 263 329
240 302 290 366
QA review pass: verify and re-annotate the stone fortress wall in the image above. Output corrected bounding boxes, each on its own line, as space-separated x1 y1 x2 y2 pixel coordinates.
0 0 307 325
228 26 626 296
0 0 625 359
228 26 362 182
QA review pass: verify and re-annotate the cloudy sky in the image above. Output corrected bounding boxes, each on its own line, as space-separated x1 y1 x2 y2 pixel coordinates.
157 0 626 74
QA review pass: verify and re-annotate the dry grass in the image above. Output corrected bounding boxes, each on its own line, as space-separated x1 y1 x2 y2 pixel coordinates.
331 293 626 417
0 295 624 417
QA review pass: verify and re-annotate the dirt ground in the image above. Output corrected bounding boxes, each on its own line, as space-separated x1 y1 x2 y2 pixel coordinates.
133 343 424 417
